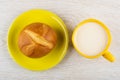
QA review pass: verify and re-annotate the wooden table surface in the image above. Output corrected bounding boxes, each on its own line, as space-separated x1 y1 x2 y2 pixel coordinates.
0 0 120 80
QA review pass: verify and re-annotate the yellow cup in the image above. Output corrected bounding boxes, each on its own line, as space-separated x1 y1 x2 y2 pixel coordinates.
72 18 115 62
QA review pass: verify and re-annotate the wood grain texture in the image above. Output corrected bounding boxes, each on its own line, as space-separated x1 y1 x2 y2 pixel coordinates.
0 0 120 80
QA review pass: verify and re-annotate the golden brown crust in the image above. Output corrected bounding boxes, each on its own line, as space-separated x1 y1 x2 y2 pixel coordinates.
18 23 57 58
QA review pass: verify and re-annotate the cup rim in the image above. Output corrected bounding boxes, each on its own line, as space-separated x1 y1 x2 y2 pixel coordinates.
72 18 112 59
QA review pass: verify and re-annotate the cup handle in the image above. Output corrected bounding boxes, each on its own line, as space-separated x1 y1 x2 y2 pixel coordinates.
102 51 115 62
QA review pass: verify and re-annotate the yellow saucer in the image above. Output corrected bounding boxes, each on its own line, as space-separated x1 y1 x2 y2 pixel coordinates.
7 9 69 71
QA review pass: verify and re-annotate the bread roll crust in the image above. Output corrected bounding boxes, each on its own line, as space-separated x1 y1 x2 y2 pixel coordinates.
18 23 57 58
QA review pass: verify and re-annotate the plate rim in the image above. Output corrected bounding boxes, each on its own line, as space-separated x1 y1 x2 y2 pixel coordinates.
7 9 69 71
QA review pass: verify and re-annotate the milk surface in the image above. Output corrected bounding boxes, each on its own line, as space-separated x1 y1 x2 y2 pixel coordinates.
74 22 108 56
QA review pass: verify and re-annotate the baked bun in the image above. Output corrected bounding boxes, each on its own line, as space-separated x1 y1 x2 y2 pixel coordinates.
18 23 57 58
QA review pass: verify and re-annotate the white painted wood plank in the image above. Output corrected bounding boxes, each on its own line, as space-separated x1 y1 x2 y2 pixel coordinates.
0 0 120 80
